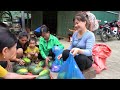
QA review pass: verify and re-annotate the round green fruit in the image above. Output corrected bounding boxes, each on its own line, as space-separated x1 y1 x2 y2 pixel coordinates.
31 66 43 75
39 69 50 76
16 68 28 75
38 60 45 67
36 74 51 79
22 57 31 65
13 64 26 72
28 64 37 72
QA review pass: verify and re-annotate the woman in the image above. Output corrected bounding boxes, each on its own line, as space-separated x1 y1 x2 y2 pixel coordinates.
10 31 29 65
39 25 64 65
0 22 38 79
58 13 95 71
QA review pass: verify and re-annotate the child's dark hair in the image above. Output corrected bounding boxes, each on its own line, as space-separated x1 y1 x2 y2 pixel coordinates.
29 37 37 43
0 22 17 52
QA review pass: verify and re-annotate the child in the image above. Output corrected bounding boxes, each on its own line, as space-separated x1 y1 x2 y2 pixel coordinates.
30 31 36 38
68 28 77 43
25 37 39 63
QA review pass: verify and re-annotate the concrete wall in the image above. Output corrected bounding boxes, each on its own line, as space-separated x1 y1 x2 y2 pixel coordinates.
30 11 119 37
31 11 43 31
57 11 76 37
57 11 119 37
91 11 118 24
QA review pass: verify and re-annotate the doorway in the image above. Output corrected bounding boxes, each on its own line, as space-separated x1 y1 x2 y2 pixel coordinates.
43 11 57 35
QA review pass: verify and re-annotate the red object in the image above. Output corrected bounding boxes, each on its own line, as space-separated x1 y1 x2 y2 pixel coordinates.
99 25 103 29
92 43 112 74
111 27 114 30
118 30 120 33
27 72 33 75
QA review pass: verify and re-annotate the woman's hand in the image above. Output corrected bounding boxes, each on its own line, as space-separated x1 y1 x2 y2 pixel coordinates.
57 54 62 60
70 48 81 56
4 72 38 79
22 75 38 79
17 59 25 65
45 57 50 65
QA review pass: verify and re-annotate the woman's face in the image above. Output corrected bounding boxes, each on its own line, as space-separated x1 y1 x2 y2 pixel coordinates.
19 36 28 45
74 19 86 32
42 32 50 40
3 44 17 60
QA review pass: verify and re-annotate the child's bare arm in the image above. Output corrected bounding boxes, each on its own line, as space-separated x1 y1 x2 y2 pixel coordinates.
69 29 75 32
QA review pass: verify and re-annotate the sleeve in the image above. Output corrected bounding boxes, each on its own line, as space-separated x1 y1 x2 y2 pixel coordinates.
54 37 64 49
0 65 8 78
83 33 95 56
68 43 73 50
36 47 39 53
39 40 47 59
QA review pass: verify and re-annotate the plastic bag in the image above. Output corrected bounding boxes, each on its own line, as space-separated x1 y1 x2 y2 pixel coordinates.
57 53 85 79
92 43 112 74
51 57 63 72
52 46 63 56
51 46 64 72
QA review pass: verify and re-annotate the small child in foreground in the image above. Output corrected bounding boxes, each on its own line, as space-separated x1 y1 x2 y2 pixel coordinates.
25 37 39 63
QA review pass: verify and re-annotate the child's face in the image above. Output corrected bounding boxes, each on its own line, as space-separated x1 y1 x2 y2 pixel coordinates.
29 40 36 48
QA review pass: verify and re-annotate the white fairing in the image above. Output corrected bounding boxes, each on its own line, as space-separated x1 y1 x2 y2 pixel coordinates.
112 27 118 35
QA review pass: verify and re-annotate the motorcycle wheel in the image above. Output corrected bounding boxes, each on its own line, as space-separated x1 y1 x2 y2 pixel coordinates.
100 30 109 42
116 32 120 40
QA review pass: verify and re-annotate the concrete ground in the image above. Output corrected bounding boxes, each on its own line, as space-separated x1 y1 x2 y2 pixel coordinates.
51 35 120 79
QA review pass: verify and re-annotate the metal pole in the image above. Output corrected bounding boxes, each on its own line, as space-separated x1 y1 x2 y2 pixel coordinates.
27 12 29 27
21 11 25 31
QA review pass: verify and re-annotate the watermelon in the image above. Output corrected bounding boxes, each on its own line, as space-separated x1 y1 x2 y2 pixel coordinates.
28 64 37 72
31 66 43 75
13 64 26 72
22 57 31 65
38 60 45 67
16 68 28 75
39 69 50 76
36 74 51 79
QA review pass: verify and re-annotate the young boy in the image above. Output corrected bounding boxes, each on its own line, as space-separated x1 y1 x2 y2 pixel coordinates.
25 37 39 63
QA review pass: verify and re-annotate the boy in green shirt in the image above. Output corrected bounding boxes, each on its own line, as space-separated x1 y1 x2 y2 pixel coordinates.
38 25 64 65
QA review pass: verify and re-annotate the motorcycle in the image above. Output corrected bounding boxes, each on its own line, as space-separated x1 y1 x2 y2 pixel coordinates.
99 20 120 42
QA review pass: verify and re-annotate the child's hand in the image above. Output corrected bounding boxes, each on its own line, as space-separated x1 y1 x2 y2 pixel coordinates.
35 53 38 57
30 52 35 55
